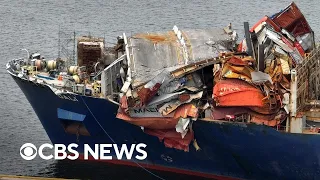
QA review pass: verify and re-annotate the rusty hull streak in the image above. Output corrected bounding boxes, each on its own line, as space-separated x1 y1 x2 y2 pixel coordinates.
199 118 248 128
133 31 177 44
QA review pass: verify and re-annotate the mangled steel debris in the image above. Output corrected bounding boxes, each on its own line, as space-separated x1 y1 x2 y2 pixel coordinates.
114 2 316 151
128 26 238 88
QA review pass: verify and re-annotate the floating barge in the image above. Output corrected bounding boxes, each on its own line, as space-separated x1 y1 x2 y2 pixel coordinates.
6 2 320 180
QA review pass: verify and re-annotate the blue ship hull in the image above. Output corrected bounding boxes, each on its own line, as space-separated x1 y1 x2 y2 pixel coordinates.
10 73 320 180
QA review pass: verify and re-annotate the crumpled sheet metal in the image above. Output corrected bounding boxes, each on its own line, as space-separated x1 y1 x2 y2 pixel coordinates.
296 33 314 51
136 69 172 106
137 83 162 106
227 56 254 66
175 118 190 138
249 101 281 115
271 2 312 37
212 107 249 120
116 111 180 130
148 90 186 106
250 110 287 126
116 103 199 130
113 2 316 152
240 4 313 65
213 79 265 107
157 73 202 95
128 27 236 87
211 52 289 126
251 71 273 84
144 128 194 152
211 2 315 127
221 64 253 82
128 106 174 118
250 16 281 33
265 29 294 53
220 57 255 82
214 90 265 107
159 91 203 116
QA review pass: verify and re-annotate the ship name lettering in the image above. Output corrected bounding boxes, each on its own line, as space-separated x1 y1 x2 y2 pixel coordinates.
58 94 78 101
133 107 158 113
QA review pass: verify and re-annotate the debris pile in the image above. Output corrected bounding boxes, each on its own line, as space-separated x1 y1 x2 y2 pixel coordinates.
116 2 315 151
225 1 314 126
116 25 238 151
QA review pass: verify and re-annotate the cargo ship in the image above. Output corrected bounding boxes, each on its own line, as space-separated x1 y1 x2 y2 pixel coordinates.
6 2 320 180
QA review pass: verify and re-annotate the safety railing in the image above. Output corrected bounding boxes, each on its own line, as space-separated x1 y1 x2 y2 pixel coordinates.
295 44 320 112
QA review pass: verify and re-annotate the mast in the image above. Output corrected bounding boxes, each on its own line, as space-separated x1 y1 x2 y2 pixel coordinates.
58 25 61 58
73 30 76 65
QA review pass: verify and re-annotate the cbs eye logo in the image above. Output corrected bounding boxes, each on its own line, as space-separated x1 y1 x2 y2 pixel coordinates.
20 143 37 160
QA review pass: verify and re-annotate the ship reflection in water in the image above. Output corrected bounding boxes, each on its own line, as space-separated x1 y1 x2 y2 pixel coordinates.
39 160 210 180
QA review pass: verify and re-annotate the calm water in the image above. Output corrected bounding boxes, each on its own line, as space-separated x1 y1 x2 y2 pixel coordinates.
0 0 319 179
